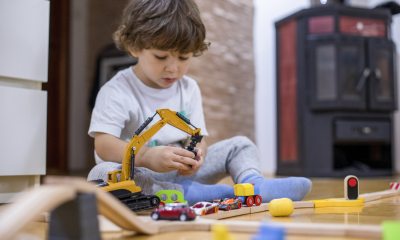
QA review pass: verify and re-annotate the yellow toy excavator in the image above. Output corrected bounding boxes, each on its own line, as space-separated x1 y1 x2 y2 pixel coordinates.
97 109 203 211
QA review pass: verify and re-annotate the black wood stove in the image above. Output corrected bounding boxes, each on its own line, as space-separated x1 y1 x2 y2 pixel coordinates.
275 4 397 177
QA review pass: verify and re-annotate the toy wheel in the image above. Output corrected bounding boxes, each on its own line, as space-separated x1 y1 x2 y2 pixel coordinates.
151 212 159 220
246 196 254 207
254 195 262 206
237 202 242 209
151 196 160 207
179 213 188 221
226 205 231 211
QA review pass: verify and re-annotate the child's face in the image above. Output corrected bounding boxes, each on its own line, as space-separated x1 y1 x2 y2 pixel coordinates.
130 48 193 89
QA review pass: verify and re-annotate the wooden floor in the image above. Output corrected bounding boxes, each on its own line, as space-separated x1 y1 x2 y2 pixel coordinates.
14 177 400 239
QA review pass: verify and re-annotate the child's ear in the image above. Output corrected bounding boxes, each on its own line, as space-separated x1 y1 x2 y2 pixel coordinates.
128 47 140 58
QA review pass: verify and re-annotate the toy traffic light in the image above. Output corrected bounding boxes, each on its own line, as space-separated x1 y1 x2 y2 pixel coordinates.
344 175 359 200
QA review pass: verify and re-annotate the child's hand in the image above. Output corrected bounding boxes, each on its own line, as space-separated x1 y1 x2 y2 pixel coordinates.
137 146 198 173
178 148 204 176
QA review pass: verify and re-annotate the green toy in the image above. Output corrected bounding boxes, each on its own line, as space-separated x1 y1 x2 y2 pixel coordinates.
155 190 187 204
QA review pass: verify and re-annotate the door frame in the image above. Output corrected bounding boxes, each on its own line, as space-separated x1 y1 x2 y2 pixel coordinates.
44 0 70 173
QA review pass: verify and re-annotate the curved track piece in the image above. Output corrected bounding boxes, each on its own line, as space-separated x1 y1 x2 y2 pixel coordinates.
44 176 160 235
0 185 76 240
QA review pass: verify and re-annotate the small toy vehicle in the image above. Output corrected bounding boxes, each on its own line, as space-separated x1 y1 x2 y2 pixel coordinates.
215 198 242 211
234 183 262 207
191 201 219 215
155 189 187 206
151 203 196 221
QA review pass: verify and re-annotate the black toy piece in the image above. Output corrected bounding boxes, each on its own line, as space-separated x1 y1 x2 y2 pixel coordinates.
48 193 101 240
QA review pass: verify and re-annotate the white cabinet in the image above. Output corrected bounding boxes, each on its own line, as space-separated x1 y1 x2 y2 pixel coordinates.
0 0 49 202
0 0 49 82
0 86 47 175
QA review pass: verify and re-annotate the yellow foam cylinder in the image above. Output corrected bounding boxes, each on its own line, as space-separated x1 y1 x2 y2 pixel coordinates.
268 198 294 217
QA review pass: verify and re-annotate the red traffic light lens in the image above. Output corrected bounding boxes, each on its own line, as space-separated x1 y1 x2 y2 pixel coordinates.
348 178 357 187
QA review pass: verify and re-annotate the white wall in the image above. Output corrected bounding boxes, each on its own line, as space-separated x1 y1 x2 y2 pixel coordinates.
254 0 309 174
254 0 400 174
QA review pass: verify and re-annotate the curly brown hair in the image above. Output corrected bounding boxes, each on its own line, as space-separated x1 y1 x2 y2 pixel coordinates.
113 0 209 57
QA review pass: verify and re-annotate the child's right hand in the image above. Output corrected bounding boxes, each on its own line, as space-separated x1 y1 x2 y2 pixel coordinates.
136 145 198 173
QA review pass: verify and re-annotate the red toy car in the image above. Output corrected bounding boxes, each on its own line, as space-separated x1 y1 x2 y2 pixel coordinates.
151 203 196 221
215 198 242 211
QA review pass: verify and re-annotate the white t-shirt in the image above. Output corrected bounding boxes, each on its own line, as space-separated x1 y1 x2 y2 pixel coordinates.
89 67 208 148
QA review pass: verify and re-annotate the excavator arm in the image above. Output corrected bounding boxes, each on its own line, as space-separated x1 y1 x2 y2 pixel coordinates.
98 109 202 212
120 109 203 181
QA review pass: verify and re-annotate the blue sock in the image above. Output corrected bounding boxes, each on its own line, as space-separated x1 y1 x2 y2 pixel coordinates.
179 180 235 205
241 175 312 202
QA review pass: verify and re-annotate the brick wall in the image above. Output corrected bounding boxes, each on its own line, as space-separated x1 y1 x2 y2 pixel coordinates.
192 0 255 144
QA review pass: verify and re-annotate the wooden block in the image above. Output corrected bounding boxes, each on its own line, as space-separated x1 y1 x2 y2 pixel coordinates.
314 206 363 214
382 221 400 240
312 198 364 208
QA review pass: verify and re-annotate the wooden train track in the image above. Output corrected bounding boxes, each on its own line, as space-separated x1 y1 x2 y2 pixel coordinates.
0 176 398 239
202 188 399 220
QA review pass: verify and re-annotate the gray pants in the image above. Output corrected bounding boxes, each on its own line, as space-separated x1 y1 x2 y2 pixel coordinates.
88 136 262 195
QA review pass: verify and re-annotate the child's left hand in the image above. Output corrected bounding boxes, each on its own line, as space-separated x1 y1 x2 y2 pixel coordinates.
178 148 204 176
